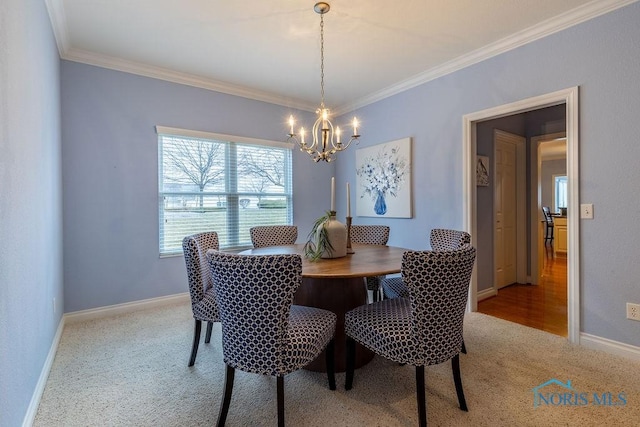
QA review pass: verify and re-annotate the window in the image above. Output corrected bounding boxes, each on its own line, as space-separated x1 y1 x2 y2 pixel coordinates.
553 175 568 213
157 126 293 256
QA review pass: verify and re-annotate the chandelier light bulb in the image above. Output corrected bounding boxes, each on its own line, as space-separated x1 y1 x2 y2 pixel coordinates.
285 2 361 162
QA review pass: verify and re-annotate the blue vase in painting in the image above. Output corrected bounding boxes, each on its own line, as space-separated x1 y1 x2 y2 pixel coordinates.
374 191 387 215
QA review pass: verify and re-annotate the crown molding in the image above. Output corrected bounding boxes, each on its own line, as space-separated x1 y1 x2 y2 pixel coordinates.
337 0 638 114
44 0 69 55
46 0 637 115
62 48 317 112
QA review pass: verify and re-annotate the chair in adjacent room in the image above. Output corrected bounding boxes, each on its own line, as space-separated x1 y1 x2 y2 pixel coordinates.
349 224 390 302
249 225 298 248
206 251 337 427
345 245 477 427
182 231 221 367
542 206 554 246
381 228 471 299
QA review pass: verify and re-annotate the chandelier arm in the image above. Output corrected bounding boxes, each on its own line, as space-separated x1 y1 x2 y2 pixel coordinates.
285 2 360 163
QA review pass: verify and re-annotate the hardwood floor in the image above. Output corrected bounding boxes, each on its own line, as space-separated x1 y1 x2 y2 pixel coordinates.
477 251 567 336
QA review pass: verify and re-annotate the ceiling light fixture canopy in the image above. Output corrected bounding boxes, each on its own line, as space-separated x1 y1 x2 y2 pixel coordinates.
287 2 360 162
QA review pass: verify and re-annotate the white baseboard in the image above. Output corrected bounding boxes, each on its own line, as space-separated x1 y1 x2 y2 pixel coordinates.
22 316 65 427
477 287 497 302
64 292 190 323
580 332 640 361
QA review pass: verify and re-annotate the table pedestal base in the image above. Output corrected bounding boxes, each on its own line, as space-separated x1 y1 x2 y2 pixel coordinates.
294 276 374 372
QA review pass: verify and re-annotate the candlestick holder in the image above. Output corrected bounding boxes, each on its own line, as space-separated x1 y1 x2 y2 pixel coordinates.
346 216 354 254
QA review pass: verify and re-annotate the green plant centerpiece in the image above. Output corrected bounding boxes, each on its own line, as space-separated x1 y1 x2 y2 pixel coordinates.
304 211 347 261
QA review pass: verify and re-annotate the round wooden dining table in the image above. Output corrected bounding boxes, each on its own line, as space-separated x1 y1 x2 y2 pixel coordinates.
239 243 409 372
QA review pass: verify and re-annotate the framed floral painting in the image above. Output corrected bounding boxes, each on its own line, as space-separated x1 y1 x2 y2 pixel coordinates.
355 137 412 218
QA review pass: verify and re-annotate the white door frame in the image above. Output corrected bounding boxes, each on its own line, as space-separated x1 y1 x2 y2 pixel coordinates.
463 87 580 343
532 132 567 283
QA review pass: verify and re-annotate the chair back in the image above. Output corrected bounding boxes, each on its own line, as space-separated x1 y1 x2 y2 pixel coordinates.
206 251 302 375
350 225 390 245
250 225 298 248
402 245 476 365
542 206 554 225
182 232 219 306
429 228 471 251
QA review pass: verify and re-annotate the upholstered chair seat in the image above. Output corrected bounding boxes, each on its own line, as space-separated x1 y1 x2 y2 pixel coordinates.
182 232 221 367
345 246 477 427
206 251 336 427
381 228 471 300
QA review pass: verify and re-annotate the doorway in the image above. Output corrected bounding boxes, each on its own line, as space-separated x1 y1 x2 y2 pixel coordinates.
463 87 580 343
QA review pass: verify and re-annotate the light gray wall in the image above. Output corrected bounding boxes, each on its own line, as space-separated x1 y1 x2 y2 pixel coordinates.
336 2 640 346
61 62 333 312
0 1 63 426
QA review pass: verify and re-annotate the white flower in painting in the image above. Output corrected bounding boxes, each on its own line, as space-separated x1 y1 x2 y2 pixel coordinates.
356 145 407 201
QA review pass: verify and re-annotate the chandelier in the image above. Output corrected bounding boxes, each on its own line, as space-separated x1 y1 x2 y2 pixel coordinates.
287 2 360 162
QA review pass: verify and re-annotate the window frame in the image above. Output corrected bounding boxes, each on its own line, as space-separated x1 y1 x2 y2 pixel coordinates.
552 174 568 213
156 126 293 257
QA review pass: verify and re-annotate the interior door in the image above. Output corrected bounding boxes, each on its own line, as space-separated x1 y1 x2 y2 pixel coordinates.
494 137 517 289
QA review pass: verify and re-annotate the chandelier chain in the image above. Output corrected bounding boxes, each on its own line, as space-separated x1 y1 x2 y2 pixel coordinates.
286 2 360 162
320 14 325 110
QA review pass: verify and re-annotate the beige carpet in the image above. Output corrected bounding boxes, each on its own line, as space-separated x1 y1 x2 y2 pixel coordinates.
34 301 640 426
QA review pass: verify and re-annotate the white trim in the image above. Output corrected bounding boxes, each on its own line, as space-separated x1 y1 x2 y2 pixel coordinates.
477 287 497 302
155 126 292 150
46 0 636 114
343 0 635 113
463 87 580 344
64 293 190 324
581 333 640 361
22 317 65 427
44 0 69 56
531 132 567 284
63 48 317 112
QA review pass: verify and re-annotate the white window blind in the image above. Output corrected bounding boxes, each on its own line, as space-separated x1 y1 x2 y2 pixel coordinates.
157 126 293 256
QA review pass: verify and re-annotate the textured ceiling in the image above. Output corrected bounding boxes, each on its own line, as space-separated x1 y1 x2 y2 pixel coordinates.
47 0 633 112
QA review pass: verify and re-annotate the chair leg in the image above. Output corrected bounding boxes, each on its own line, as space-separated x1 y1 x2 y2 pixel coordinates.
416 365 427 427
216 365 235 427
277 376 285 427
205 321 213 343
451 354 468 411
461 339 467 354
325 339 336 390
188 319 202 367
345 336 356 390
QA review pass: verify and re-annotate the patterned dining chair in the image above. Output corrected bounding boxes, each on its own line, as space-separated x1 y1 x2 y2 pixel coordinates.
182 231 221 367
249 225 298 248
345 245 476 427
206 251 337 427
349 225 390 302
382 228 471 299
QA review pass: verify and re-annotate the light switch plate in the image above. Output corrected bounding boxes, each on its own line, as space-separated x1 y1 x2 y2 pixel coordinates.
580 203 594 219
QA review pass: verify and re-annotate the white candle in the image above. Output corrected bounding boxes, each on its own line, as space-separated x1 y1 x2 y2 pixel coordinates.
336 127 341 144
346 182 351 217
288 115 295 134
352 118 359 136
331 177 335 212
300 127 305 144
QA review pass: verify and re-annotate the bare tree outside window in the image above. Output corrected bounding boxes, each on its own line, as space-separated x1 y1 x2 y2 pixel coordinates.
239 149 285 189
157 129 293 255
163 137 225 207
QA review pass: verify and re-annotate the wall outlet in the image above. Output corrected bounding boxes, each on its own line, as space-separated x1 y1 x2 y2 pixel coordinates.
627 303 640 321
